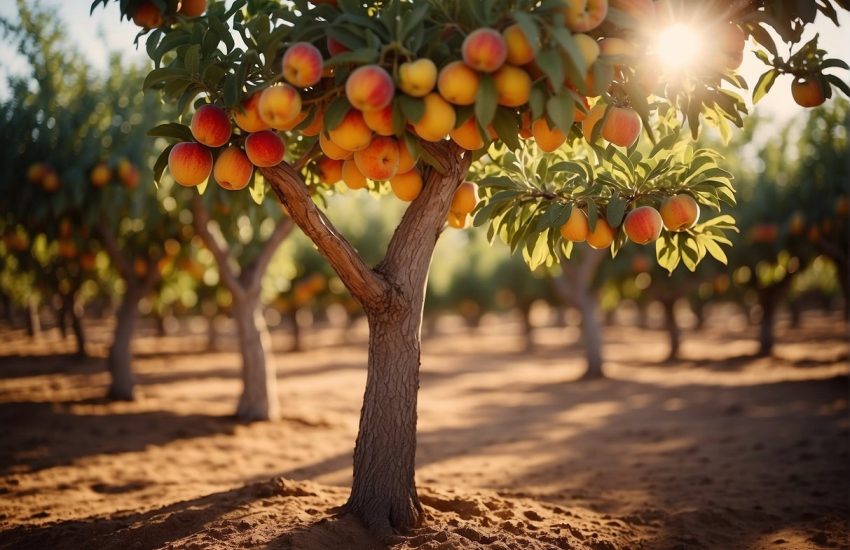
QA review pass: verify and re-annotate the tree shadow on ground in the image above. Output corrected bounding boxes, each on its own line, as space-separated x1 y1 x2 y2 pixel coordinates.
0 400 238 475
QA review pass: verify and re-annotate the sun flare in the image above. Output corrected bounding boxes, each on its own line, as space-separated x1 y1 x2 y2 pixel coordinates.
656 23 705 71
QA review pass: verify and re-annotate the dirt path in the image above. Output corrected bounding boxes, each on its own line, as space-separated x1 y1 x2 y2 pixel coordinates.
0 309 847 549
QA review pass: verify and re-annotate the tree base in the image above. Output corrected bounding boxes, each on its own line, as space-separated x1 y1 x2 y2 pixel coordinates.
107 384 135 401
344 490 423 537
578 368 605 381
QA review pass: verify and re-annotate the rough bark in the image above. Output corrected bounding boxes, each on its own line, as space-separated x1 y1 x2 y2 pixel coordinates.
662 298 680 362
107 283 142 401
232 292 279 422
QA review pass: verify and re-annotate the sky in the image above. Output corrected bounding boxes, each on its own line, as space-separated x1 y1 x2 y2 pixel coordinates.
1 1 848 126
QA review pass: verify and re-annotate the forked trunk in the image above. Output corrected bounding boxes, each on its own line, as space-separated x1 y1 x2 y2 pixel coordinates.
232 292 279 422
347 298 423 535
663 299 680 362
107 284 142 401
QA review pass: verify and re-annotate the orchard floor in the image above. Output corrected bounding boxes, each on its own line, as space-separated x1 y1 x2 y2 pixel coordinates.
0 306 848 550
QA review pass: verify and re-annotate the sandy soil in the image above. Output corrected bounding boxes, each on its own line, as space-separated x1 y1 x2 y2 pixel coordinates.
0 306 847 549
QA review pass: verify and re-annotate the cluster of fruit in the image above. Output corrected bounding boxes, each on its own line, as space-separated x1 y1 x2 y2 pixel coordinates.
130 0 206 29
91 159 141 189
560 193 700 248
25 163 61 192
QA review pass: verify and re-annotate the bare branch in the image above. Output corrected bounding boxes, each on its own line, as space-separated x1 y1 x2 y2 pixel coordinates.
246 215 295 290
97 221 133 282
192 194 244 298
261 162 389 307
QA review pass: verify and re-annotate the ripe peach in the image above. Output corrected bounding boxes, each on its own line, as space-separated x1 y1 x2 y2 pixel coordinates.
602 106 642 148
363 105 395 136
122 165 140 189
191 104 232 148
560 208 590 242
563 0 608 33
316 156 343 184
301 110 324 136
503 24 535 66
587 217 616 249
342 159 368 190
623 206 663 244
132 1 162 28
599 37 636 58
258 85 302 130
275 110 309 132
42 170 59 192
245 130 286 167
326 35 349 57
610 0 655 24
178 0 207 16
346 65 395 112
574 33 600 69
519 111 533 138
58 240 77 259
390 169 423 202
450 117 486 151
447 211 470 229
233 93 271 133
399 58 438 97
169 142 213 186
117 158 133 180
531 118 566 152
493 65 532 107
451 182 479 215
582 103 607 142
90 163 112 187
660 194 700 231
27 163 46 184
282 42 324 88
462 28 507 73
353 136 399 180
319 133 353 160
413 93 456 142
328 110 373 151
80 252 97 271
213 146 254 190
791 76 826 108
397 140 418 173
437 61 480 105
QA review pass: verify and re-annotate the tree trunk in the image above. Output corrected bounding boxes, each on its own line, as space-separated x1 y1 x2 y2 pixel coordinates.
690 299 706 330
758 293 776 357
289 308 302 352
107 284 142 400
232 292 279 422
662 298 680 362
518 301 534 351
62 292 87 358
576 291 604 380
837 260 850 321
26 296 41 338
346 298 423 536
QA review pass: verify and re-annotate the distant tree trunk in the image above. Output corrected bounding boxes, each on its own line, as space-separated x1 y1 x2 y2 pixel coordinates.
758 293 776 357
26 296 41 338
289 308 303 353
789 298 802 329
553 306 568 328
107 283 142 400
690 299 706 330
61 291 87 358
232 291 279 422
603 308 616 326
837 261 850 321
552 249 606 380
518 300 534 351
662 298 680 362
206 314 220 352
154 310 167 337
636 300 649 329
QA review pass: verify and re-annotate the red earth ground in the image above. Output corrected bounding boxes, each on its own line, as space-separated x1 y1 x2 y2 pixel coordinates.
0 306 847 549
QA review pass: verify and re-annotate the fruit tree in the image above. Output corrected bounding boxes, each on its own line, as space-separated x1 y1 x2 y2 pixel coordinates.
93 0 849 535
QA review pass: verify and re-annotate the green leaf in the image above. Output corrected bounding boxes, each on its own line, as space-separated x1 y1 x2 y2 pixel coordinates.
184 44 201 75
398 95 425 124
546 90 575 134
606 193 626 227
475 74 498 127
535 49 565 90
323 96 352 131
147 123 195 141
154 143 175 185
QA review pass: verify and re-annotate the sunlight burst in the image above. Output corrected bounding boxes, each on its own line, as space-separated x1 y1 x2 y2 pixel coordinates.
655 23 705 71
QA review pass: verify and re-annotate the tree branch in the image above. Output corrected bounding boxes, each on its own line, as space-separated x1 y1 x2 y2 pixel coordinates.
246 215 295 290
379 141 472 284
97 221 133 282
260 162 389 307
192 194 244 298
